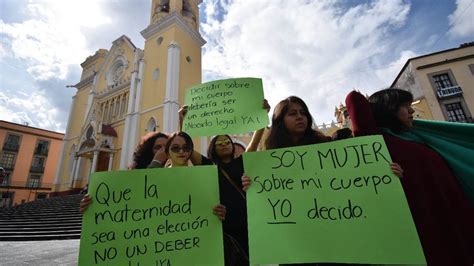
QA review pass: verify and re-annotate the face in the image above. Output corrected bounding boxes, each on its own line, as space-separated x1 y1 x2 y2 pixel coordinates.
168 136 192 166
152 137 167 155
283 102 308 137
214 135 233 158
396 102 415 129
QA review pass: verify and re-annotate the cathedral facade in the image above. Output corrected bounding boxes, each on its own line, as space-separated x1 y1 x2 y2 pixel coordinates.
53 0 206 193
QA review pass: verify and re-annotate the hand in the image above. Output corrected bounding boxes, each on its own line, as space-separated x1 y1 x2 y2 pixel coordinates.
213 204 226 221
153 146 168 165
79 194 92 214
263 99 270 113
241 174 252 191
390 162 403 178
178 105 188 121
178 105 188 131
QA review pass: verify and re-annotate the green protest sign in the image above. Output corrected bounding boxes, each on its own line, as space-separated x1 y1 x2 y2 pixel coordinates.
78 166 224 266
243 135 425 265
182 77 269 137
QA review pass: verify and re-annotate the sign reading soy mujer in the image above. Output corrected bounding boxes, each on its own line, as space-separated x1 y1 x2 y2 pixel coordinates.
182 78 269 137
78 166 224 266
243 135 426 265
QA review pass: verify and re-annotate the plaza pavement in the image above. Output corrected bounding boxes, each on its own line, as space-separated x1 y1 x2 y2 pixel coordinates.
0 240 79 266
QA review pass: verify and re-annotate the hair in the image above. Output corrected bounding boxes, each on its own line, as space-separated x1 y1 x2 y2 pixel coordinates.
165 131 194 160
265 96 328 149
331 128 353 141
233 142 246 151
368 88 414 132
132 132 168 169
207 135 235 164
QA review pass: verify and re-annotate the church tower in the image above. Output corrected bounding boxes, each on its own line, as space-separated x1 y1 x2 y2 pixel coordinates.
53 0 205 193
120 0 205 168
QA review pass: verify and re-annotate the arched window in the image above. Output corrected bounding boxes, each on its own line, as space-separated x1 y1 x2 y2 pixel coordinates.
115 98 120 117
86 127 94 139
109 100 114 121
121 94 127 114
147 118 157 132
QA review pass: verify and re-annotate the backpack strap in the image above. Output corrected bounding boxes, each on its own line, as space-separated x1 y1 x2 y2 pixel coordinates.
220 168 246 200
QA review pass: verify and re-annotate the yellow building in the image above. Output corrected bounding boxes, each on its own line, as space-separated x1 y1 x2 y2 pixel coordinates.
0 120 64 206
392 42 474 122
54 0 206 193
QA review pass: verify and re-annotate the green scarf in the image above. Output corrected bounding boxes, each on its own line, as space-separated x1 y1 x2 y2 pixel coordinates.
381 119 474 205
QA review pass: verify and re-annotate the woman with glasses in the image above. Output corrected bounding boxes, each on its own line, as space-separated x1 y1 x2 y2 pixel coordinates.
178 100 270 265
164 131 226 221
166 131 251 266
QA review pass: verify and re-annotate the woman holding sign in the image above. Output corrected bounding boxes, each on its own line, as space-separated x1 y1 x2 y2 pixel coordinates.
241 96 404 266
165 131 254 266
163 131 227 220
346 89 474 265
80 131 169 213
179 100 270 265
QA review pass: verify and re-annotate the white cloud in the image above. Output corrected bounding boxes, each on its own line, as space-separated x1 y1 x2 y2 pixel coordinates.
0 43 6 60
448 0 474 38
0 90 64 132
201 0 411 124
0 0 112 81
374 50 418 87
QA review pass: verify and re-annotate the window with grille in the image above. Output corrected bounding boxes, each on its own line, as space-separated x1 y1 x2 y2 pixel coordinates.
0 191 14 207
27 174 41 188
30 156 45 172
6 134 20 145
3 134 21 151
1 172 10 186
0 153 16 169
32 156 45 167
35 140 49 156
432 73 453 90
445 102 467 122
36 193 47 199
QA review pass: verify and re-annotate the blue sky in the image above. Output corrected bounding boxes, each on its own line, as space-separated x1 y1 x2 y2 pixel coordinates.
1 0 473 132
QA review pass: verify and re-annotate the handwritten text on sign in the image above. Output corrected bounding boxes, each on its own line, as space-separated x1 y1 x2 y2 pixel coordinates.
78 166 224 266
243 135 425 265
183 78 269 137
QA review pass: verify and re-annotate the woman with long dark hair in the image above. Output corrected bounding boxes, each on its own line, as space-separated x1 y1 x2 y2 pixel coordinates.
265 96 329 149
80 131 169 213
242 95 403 266
132 131 169 169
243 95 402 188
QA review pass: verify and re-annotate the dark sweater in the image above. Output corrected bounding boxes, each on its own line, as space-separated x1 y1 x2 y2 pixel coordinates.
202 155 249 256
346 91 474 265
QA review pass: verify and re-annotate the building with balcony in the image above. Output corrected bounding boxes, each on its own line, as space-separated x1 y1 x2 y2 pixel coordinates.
391 42 474 123
0 120 64 207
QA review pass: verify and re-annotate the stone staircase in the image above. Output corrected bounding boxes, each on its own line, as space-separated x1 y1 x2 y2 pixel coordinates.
0 194 83 241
